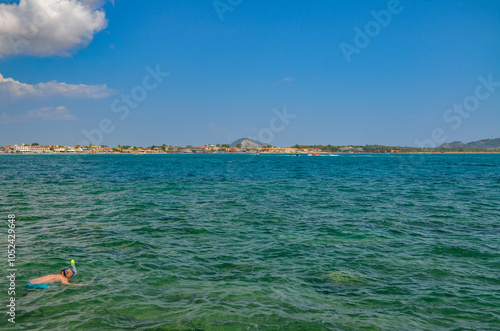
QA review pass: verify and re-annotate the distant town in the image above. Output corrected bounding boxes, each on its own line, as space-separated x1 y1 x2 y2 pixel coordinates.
1 137 499 155
0 143 301 155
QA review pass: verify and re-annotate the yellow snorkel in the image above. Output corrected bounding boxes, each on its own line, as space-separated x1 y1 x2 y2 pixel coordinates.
70 259 77 277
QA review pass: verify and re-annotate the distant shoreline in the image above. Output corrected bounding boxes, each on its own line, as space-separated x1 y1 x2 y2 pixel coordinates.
2 151 500 156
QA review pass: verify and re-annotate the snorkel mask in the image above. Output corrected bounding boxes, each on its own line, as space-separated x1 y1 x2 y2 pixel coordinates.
61 259 78 278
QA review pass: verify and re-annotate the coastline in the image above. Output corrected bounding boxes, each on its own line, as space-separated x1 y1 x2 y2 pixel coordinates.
2 151 500 156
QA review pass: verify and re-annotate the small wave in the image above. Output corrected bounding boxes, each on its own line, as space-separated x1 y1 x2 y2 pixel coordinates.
431 244 497 258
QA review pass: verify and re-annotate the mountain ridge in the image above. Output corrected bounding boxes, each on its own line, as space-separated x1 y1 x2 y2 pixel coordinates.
441 138 500 149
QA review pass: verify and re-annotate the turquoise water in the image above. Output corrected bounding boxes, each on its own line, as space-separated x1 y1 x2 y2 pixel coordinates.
1 154 499 330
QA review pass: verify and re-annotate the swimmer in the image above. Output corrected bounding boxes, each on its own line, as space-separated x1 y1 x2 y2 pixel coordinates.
26 260 88 289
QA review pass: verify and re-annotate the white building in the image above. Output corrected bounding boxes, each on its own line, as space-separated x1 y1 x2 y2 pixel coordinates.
13 145 44 153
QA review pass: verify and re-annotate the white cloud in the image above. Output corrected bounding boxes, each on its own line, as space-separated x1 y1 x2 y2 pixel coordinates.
0 0 108 57
0 106 76 124
282 77 293 82
0 73 115 99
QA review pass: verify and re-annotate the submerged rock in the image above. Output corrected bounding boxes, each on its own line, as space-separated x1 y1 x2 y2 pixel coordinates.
326 271 365 284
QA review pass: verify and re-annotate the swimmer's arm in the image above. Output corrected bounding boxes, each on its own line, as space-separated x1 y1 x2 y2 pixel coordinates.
61 279 88 286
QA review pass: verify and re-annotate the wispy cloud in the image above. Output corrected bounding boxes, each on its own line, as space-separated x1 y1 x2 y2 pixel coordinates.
0 73 115 99
0 106 77 124
208 122 220 131
0 0 108 57
25 106 76 120
273 77 294 86
0 112 10 121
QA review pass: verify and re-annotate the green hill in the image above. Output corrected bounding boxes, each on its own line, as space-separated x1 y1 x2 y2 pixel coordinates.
230 138 265 148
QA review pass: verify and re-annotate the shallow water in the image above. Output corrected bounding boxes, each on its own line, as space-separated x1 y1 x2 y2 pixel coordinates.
1 154 499 330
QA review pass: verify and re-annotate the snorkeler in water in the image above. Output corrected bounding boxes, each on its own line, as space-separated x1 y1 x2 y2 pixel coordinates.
26 260 88 289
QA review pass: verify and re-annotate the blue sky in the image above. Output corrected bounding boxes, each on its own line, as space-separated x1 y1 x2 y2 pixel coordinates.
0 0 499 147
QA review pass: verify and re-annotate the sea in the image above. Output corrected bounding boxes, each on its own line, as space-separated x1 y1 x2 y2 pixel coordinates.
1 154 499 330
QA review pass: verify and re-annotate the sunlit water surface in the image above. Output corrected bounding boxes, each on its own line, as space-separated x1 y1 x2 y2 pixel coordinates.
1 154 499 330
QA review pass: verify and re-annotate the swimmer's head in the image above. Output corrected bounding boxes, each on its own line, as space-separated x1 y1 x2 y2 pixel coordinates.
61 267 75 278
